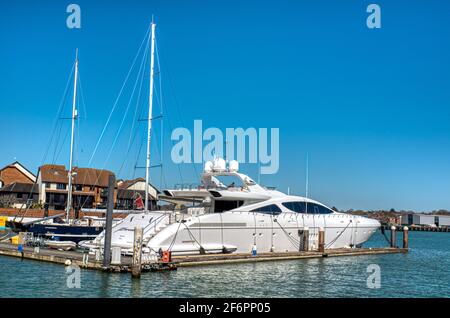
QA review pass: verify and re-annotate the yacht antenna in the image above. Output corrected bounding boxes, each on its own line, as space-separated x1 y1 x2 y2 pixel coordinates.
305 152 309 212
145 20 156 212
66 48 79 223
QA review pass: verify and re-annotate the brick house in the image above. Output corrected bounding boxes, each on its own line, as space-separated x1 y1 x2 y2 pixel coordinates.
0 161 36 188
0 162 38 208
37 164 115 210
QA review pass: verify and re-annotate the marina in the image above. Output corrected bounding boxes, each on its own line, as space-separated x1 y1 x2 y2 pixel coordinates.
0 23 391 277
1 0 450 302
0 240 408 270
0 225 409 274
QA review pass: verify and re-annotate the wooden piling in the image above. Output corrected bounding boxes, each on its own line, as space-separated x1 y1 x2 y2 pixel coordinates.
131 226 143 278
390 226 397 248
302 227 309 251
403 226 409 249
102 174 115 268
318 227 325 253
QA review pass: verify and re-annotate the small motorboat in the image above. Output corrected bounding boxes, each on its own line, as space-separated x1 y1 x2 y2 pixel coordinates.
45 240 77 251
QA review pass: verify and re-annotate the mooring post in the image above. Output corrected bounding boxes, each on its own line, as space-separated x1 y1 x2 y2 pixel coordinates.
318 227 325 253
131 226 143 278
390 225 397 248
303 227 309 251
102 174 115 268
403 226 409 249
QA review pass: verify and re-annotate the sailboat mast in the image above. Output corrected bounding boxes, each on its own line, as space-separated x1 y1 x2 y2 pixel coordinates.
145 22 156 212
66 49 79 222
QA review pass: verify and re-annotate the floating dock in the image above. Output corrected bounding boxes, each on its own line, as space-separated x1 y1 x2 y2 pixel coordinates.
0 242 407 272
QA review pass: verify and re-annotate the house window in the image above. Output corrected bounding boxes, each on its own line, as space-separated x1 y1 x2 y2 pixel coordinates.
57 183 66 190
45 183 50 189
75 185 83 191
17 193 23 199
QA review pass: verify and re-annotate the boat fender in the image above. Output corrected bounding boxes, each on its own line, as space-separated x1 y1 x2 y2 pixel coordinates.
64 259 72 266
18 244 23 256
252 244 257 256
162 250 171 263
199 246 206 255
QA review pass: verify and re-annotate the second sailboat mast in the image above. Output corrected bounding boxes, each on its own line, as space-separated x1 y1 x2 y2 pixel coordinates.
145 22 156 212
66 49 79 222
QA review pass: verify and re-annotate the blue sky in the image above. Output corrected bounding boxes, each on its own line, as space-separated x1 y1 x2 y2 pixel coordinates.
1 0 449 211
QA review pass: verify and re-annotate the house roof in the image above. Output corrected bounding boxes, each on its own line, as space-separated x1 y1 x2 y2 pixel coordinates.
117 189 146 199
0 161 36 183
117 177 160 193
117 177 145 189
0 182 39 194
39 164 114 187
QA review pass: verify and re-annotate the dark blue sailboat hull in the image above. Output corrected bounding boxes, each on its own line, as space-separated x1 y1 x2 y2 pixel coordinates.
25 223 103 243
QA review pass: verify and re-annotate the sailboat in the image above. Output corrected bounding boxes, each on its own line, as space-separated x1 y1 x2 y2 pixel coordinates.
11 51 105 243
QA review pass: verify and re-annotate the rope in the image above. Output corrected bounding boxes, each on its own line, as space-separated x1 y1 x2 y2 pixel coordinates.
167 220 183 252
87 25 151 167
325 220 352 248
182 221 205 252
380 226 392 246
78 26 151 210
274 217 301 250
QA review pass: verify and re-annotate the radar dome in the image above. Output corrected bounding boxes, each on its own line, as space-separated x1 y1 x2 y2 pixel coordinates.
212 157 226 172
228 160 239 172
204 161 213 173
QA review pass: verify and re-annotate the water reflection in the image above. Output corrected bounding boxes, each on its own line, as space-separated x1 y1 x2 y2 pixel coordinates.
1 231 449 298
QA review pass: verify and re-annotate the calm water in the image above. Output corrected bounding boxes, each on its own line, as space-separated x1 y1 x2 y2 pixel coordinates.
0 231 449 298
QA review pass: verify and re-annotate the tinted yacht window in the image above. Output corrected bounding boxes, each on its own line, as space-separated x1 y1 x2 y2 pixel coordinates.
251 204 282 215
319 205 333 214
282 201 306 213
305 203 333 214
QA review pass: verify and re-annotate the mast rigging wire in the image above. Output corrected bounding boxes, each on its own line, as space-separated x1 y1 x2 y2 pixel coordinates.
87 25 151 167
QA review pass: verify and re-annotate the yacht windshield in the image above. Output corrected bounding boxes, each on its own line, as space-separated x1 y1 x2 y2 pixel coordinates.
206 175 244 189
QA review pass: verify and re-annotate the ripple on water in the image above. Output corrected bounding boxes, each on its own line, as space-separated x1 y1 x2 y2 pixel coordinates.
0 231 449 298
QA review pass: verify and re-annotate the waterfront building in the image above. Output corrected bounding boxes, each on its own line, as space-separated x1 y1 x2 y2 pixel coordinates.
401 213 450 227
37 164 115 210
0 161 36 188
0 182 39 208
0 162 38 208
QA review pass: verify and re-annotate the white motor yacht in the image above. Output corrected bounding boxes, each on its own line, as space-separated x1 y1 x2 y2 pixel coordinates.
82 158 380 256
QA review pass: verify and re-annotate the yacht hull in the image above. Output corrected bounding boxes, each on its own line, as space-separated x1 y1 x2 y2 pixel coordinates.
148 212 380 254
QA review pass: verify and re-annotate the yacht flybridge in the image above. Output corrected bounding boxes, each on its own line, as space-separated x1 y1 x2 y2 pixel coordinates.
81 158 381 256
